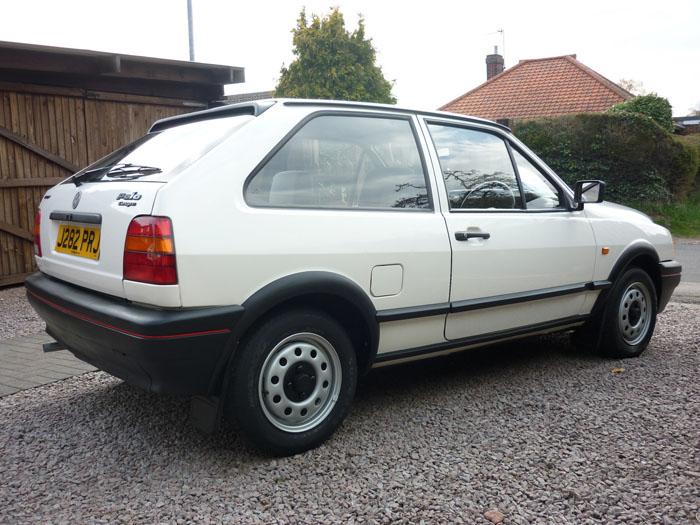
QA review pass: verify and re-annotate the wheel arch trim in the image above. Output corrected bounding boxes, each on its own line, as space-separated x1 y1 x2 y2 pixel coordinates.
584 241 661 351
607 240 660 285
592 241 660 313
210 271 378 395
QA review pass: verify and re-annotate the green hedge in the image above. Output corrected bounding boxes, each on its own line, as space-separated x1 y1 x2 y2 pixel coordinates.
512 112 698 204
675 134 700 197
607 94 674 132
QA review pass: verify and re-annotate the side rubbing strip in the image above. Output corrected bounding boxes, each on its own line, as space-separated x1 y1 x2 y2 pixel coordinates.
450 283 590 313
376 281 604 323
376 303 450 323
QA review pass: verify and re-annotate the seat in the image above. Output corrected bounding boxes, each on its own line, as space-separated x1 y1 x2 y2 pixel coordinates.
359 168 426 209
268 171 312 206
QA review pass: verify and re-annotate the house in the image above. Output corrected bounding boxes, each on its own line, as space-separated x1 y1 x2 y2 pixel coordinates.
224 90 273 104
0 40 244 286
673 116 700 135
440 52 633 121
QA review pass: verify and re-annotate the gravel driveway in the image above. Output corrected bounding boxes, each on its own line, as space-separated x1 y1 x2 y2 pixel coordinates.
0 285 45 340
1 289 699 523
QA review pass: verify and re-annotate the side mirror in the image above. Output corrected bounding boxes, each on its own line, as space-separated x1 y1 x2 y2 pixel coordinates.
574 180 605 210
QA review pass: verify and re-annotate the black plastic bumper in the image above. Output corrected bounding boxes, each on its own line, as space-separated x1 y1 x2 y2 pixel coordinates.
25 272 244 395
658 260 682 312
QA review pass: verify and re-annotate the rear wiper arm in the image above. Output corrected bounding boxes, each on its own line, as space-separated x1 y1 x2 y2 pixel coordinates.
72 163 162 186
105 164 162 178
72 166 107 186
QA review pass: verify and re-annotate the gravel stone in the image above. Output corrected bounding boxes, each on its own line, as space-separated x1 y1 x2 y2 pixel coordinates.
484 509 506 523
0 285 44 340
1 290 699 522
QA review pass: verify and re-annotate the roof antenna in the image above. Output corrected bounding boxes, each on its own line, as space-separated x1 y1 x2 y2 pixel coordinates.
497 29 505 67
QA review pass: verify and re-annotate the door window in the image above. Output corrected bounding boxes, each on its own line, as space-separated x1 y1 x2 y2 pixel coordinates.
427 124 523 210
245 115 430 210
512 149 563 209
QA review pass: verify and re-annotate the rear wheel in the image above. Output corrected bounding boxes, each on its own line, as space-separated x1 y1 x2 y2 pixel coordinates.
600 267 657 358
227 308 357 456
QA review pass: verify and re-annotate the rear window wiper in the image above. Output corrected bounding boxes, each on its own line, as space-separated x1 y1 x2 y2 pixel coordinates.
104 164 162 178
72 163 162 186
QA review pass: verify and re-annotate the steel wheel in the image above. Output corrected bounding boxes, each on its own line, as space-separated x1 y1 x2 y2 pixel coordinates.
259 332 342 433
617 281 652 346
227 308 357 456
599 267 657 358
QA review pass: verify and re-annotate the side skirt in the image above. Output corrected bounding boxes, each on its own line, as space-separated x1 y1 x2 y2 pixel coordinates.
373 314 589 366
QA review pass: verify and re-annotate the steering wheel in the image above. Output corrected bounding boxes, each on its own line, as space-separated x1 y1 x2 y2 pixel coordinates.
461 180 516 209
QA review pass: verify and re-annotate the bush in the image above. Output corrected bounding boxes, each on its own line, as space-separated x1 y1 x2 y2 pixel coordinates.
675 134 700 196
607 94 674 132
513 112 698 204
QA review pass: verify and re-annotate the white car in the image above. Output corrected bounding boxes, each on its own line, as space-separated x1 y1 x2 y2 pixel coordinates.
26 100 681 455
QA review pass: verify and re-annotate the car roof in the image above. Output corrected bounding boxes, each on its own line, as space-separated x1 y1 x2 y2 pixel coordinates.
149 98 511 134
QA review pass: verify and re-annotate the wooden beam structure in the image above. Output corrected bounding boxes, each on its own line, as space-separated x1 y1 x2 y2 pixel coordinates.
0 272 34 287
0 177 67 188
0 219 33 242
0 40 244 101
0 124 79 173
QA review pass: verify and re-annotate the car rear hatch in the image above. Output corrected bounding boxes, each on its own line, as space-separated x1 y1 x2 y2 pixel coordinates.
35 112 255 306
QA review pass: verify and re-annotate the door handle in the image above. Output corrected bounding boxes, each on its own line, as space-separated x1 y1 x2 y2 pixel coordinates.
455 231 490 241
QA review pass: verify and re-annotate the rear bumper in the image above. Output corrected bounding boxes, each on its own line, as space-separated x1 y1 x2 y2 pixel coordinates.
25 272 243 395
658 260 682 312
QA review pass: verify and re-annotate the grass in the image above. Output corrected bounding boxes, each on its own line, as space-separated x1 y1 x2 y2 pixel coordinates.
631 194 700 238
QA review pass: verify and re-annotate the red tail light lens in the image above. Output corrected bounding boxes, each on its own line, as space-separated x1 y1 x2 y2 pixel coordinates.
123 216 177 285
33 210 42 257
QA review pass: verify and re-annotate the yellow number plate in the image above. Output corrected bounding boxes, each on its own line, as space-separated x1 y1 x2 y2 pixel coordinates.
55 225 101 260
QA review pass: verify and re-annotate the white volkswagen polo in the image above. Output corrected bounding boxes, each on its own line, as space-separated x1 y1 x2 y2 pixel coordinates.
26 100 681 455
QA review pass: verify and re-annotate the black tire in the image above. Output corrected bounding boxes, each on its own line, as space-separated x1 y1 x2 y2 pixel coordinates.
227 308 357 456
599 267 657 358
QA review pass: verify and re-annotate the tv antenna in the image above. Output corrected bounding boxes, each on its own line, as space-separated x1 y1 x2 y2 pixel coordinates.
484 29 506 66
497 29 505 66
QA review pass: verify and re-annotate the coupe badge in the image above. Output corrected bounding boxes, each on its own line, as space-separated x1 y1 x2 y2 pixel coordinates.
72 191 81 209
116 191 142 207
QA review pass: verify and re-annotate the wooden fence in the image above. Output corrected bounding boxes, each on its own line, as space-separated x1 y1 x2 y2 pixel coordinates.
0 81 196 287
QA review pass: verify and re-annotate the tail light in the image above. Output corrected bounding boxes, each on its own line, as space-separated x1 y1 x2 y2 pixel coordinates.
123 216 177 285
33 210 42 257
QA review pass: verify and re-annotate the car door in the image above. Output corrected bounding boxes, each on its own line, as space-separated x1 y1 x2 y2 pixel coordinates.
241 111 452 354
420 118 598 341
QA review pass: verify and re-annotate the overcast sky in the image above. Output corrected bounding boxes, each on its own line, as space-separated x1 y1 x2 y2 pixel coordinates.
2 0 698 116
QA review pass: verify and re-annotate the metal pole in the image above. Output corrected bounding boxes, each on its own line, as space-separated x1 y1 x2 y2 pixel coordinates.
187 0 195 61
498 29 505 68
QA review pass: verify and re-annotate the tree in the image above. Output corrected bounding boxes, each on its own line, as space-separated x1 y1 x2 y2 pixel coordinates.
274 8 396 104
690 102 700 117
608 93 674 132
617 78 646 96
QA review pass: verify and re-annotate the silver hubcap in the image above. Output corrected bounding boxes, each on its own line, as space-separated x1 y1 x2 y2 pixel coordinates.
259 332 341 433
618 282 652 345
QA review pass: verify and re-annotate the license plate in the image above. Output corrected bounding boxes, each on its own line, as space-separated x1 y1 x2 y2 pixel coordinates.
55 225 101 260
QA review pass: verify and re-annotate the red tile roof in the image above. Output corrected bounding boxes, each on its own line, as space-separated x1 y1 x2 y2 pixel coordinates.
440 54 633 120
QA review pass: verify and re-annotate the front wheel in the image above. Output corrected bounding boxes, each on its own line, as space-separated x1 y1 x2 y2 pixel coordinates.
227 309 357 456
600 267 657 358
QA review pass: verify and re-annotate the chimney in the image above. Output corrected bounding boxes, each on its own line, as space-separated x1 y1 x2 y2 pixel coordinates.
486 46 504 80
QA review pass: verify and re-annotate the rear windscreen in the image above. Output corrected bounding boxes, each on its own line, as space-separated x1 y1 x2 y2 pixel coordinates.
71 115 253 184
